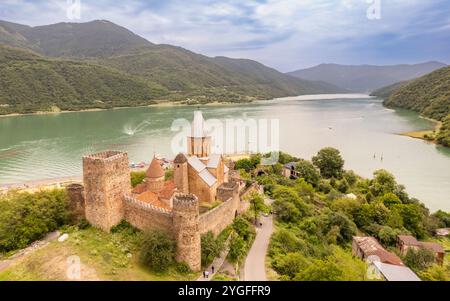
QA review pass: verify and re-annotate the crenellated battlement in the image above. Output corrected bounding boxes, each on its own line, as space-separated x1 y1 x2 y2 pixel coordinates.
124 195 172 216
83 151 128 163
172 193 198 211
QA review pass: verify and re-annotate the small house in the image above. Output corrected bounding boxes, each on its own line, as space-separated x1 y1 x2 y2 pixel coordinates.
397 235 445 265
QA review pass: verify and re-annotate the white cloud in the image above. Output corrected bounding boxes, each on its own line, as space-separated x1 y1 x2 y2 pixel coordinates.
0 0 448 70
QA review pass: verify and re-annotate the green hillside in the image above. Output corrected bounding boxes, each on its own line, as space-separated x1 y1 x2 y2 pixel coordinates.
99 45 343 102
370 81 410 99
378 66 450 147
0 19 346 112
384 66 450 121
0 45 166 114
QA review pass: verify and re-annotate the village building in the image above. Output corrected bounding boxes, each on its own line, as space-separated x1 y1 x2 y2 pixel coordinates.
434 228 450 237
352 236 404 266
370 261 421 281
282 162 298 179
397 235 445 265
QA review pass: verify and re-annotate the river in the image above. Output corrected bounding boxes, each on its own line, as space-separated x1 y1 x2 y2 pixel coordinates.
0 94 449 211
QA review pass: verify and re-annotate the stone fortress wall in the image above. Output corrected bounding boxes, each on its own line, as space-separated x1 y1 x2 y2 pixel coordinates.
70 151 249 271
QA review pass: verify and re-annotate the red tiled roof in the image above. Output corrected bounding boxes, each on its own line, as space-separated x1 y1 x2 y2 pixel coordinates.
146 156 165 178
158 180 176 200
398 235 420 246
136 191 171 210
354 236 404 266
419 242 445 254
132 182 147 194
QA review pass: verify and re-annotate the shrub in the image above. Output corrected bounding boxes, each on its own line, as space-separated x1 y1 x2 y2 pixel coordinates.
175 262 192 274
403 247 436 271
201 231 221 267
0 189 70 252
130 171 146 188
140 230 176 272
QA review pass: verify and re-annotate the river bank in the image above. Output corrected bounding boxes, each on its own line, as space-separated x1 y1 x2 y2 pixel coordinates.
0 100 248 119
400 118 443 145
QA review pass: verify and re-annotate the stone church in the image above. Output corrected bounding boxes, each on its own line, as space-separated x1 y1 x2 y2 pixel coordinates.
70 111 251 271
132 111 230 209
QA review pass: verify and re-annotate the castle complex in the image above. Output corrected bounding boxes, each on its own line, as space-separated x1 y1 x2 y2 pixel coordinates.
69 111 254 271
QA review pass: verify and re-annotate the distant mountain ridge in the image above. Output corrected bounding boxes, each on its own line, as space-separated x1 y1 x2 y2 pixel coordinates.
0 19 346 115
287 62 447 93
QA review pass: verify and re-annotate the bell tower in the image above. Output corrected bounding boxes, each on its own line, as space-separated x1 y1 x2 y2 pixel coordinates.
187 111 211 158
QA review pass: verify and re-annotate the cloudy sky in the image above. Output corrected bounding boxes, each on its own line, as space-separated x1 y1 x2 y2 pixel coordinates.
1 0 449 71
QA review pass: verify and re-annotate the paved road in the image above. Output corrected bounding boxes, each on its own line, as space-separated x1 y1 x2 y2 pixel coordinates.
243 200 274 281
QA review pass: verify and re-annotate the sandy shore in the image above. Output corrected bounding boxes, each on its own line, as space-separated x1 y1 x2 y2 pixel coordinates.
400 118 442 144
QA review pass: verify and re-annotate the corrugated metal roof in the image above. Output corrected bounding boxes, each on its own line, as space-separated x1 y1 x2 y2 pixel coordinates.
373 262 421 281
188 156 206 172
207 154 221 168
198 169 217 187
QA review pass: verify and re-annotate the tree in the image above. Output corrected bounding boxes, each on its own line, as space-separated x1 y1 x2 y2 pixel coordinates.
369 170 397 197
228 235 246 263
322 211 357 245
378 193 401 208
201 231 221 267
395 204 426 238
312 147 344 178
294 160 320 186
294 259 343 281
248 192 265 225
140 230 176 272
0 189 70 252
269 229 306 255
273 252 311 279
404 247 436 271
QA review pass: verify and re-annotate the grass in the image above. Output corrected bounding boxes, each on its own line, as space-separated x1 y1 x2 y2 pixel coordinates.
0 226 199 281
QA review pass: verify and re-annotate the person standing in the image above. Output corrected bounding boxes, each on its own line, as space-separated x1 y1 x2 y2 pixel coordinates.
212 266 215 274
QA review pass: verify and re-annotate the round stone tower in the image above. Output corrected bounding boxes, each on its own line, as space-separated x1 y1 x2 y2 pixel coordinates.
173 153 189 193
145 156 165 192
172 193 201 272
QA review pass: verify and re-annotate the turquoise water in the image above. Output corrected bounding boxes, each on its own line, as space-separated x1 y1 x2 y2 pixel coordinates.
0 94 449 211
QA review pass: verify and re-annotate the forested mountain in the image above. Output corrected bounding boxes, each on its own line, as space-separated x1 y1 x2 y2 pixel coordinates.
383 66 450 121
0 45 165 114
373 66 450 147
0 19 345 114
287 62 447 93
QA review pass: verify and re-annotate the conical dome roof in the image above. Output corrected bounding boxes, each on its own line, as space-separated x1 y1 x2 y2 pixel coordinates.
146 156 165 178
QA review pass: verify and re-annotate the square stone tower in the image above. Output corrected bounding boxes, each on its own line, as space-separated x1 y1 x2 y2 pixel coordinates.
82 151 131 231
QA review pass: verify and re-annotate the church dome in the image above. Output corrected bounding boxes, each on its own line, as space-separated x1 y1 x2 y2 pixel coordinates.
174 153 187 163
146 156 165 178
